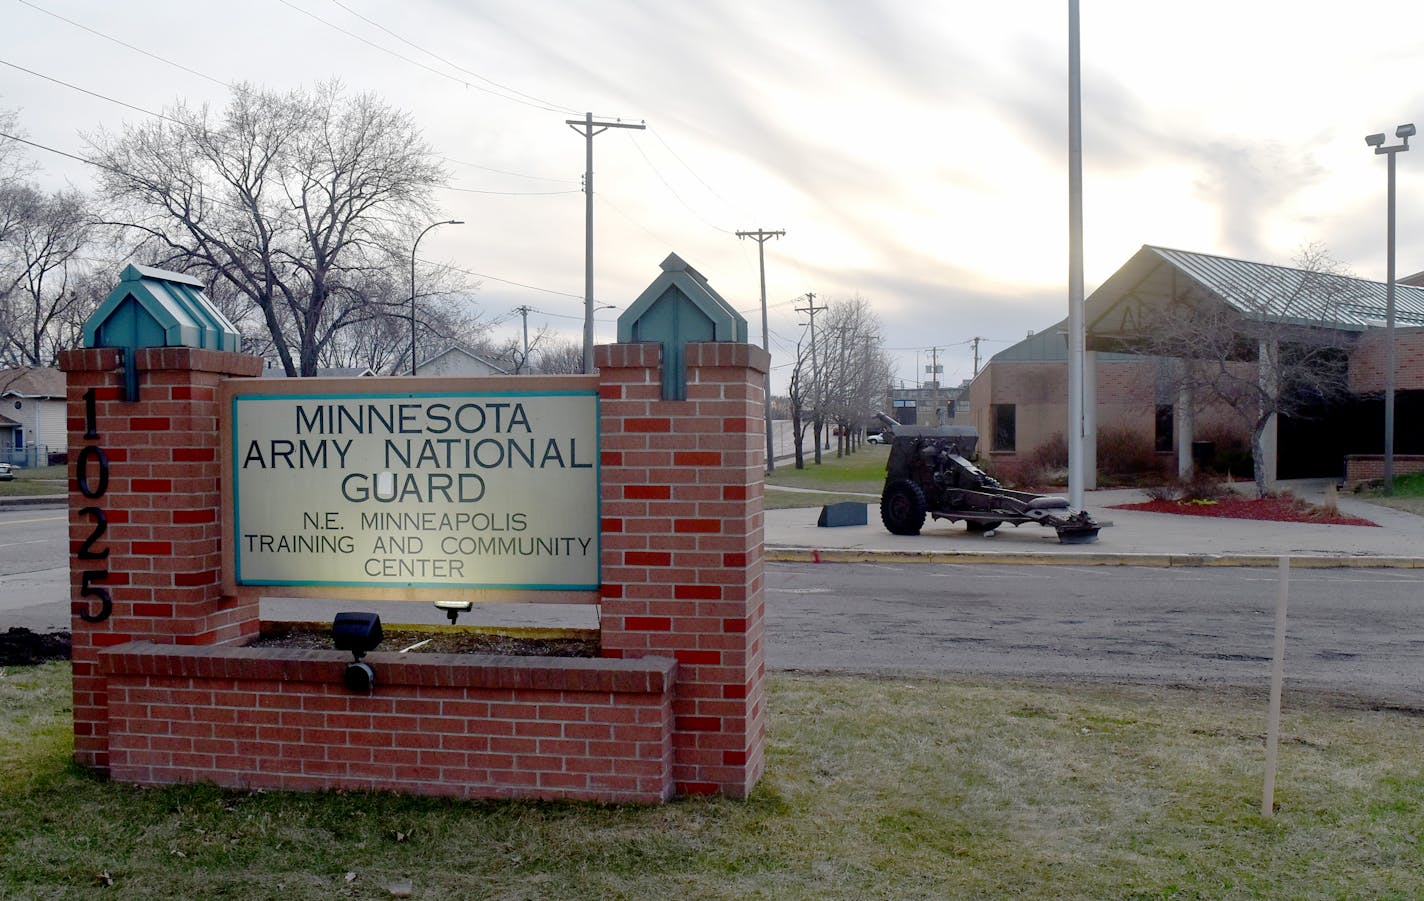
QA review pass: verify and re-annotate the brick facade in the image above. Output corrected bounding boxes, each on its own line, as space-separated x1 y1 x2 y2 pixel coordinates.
1344 454 1424 485
61 340 767 804
1348 328 1424 394
101 643 674 803
61 347 264 770
966 358 1248 470
595 342 769 798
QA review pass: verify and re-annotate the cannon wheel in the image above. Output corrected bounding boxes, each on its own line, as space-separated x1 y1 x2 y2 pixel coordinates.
881 479 927 535
966 520 1002 533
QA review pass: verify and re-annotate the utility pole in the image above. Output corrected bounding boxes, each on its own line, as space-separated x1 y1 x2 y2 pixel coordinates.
514 305 532 374
971 337 983 377
736 228 785 474
925 346 944 425
794 293 827 464
566 112 645 374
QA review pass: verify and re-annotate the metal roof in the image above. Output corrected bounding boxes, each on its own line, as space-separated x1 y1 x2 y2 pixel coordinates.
990 319 1143 364
1142 246 1424 329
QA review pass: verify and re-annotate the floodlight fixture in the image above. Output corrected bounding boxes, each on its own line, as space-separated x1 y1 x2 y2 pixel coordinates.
1365 123 1414 494
434 600 474 625
332 611 383 693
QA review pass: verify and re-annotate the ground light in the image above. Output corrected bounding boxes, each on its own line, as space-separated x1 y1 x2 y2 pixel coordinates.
332 612 383 693
434 600 473 625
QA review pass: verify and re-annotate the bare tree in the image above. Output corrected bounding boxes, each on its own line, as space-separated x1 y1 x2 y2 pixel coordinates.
86 82 456 375
532 338 585 375
786 336 815 469
816 296 889 456
1125 244 1358 497
0 188 100 366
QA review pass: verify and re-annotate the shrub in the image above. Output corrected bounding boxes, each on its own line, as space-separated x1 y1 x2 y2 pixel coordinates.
1097 425 1164 479
1144 470 1234 503
1028 432 1069 470
1194 422 1252 476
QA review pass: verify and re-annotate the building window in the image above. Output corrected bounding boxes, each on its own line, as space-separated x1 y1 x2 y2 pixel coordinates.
1155 405 1173 453
892 397 917 426
991 404 1016 452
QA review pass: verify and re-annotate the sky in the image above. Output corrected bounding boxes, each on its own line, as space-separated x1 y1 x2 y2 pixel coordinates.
4 0 1424 394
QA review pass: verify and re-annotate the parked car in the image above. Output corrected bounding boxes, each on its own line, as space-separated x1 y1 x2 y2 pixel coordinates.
867 431 888 445
0 462 13 481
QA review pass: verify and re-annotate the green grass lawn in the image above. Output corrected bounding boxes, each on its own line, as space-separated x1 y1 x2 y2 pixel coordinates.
0 464 66 498
1357 470 1424 517
765 445 886 509
5 662 1423 899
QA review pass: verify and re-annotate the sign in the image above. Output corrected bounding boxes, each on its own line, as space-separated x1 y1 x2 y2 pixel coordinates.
231 389 599 589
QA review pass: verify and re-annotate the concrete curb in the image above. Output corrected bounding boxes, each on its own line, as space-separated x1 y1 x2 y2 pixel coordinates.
766 546 1424 569
0 495 66 508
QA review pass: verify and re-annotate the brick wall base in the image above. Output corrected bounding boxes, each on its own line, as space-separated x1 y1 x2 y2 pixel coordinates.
102 642 676 804
1344 454 1424 485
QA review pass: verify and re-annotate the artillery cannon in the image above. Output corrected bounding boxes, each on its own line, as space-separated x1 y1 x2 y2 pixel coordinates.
876 416 1101 544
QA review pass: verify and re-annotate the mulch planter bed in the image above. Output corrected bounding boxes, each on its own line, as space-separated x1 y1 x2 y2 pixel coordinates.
1108 496 1377 527
249 624 600 657
0 627 71 666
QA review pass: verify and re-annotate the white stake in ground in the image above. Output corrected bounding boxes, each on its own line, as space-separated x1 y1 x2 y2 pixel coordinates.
1262 556 1290 817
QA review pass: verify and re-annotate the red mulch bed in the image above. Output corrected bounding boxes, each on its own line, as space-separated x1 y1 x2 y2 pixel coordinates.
1108 496 1377 527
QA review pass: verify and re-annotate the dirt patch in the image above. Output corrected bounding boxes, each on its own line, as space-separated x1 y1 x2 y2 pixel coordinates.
1108 496 1377 526
0 628 71 666
250 624 599 657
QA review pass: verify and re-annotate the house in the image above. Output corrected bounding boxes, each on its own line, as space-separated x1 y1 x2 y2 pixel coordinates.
258 363 376 378
414 346 508 378
965 245 1424 485
0 367 67 466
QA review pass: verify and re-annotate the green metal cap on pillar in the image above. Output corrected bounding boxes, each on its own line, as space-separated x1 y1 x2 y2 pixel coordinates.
82 264 242 400
617 253 747 400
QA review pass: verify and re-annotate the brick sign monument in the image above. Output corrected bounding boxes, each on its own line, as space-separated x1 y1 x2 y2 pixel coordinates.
62 258 767 803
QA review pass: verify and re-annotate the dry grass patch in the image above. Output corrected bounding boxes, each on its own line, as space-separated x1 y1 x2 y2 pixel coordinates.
3 664 1423 898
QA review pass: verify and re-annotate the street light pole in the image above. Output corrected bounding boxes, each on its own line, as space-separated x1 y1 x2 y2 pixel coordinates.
410 219 463 376
1366 124 1414 495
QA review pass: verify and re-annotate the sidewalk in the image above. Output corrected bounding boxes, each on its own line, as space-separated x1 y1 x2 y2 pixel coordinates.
766 482 1424 568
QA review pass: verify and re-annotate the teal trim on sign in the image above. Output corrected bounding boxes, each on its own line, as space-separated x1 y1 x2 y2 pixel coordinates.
230 388 601 591
241 578 601 591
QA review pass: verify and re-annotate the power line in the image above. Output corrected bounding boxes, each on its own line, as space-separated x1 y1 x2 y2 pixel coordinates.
649 127 740 215
16 0 232 90
0 130 124 176
2 130 604 315
597 194 677 248
17 2 581 187
0 58 185 125
417 257 588 303
444 184 580 196
277 0 572 114
2 58 579 200
440 155 577 184
630 132 734 235
326 0 579 115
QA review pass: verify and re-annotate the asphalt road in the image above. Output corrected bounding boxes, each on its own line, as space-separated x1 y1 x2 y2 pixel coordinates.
766 561 1424 706
0 506 67 632
7 506 1424 707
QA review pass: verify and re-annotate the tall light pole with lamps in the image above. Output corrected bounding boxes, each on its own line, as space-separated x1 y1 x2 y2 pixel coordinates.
410 219 463 375
1366 124 1413 495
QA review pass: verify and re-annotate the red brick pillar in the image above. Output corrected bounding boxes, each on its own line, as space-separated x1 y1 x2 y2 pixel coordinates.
59 346 264 771
596 341 768 798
